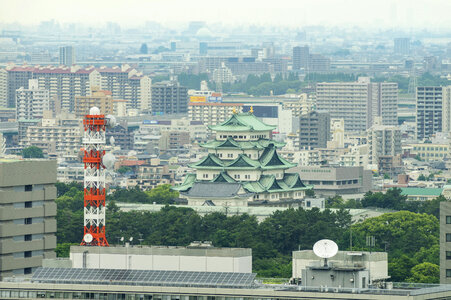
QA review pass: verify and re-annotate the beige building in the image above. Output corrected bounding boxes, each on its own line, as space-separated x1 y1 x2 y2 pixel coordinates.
127 159 174 190
367 124 402 170
442 86 451 133
408 143 449 162
74 87 114 118
0 68 7 108
0 159 57 279
188 102 243 126
282 94 314 117
316 77 398 131
15 79 50 120
24 113 82 155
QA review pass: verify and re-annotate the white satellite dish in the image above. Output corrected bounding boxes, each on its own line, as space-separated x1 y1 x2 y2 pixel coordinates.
89 106 101 115
103 152 116 169
105 115 117 128
110 136 115 146
83 233 93 243
313 239 338 266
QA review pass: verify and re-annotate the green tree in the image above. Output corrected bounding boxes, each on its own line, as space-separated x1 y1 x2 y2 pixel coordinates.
418 174 427 181
305 189 315 198
407 262 439 283
55 243 78 257
22 146 44 158
117 166 132 174
145 184 179 204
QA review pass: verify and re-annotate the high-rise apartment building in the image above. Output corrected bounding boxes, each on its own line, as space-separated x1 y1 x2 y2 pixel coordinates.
316 77 398 132
0 68 7 108
151 81 188 114
212 63 234 84
59 46 75 66
298 110 331 150
367 124 402 169
74 87 114 118
394 38 410 55
416 86 443 140
15 79 50 120
188 102 243 126
6 65 151 112
0 159 57 279
292 46 309 70
442 86 451 133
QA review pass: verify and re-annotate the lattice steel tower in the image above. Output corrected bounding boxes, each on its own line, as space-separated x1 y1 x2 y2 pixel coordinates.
81 107 115 246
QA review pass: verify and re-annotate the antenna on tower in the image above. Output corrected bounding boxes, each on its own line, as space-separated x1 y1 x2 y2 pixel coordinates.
81 107 116 247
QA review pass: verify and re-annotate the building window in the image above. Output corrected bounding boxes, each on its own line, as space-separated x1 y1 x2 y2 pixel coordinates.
24 251 32 258
203 174 208 179
447 269 451 278
447 216 451 224
228 153 233 158
24 268 32 275
447 234 451 242
24 234 32 242
24 218 32 225
245 175 250 179
25 201 32 208
25 185 32 192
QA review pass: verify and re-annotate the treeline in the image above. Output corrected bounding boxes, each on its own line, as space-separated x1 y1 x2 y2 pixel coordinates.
55 183 439 282
327 188 444 219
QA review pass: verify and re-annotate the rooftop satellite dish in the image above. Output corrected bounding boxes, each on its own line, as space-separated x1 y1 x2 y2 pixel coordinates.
83 233 93 243
103 152 116 169
89 106 101 115
313 239 338 267
109 136 115 146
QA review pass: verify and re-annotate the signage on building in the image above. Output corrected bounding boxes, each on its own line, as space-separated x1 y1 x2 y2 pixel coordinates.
190 96 207 103
208 96 223 103
143 120 159 124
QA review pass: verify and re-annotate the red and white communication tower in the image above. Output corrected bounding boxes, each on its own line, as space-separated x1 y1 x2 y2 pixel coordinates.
81 107 115 246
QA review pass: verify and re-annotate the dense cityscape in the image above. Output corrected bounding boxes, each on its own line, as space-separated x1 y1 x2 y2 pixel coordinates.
0 0 451 298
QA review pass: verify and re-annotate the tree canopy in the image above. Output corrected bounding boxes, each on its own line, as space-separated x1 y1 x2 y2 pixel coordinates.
22 146 44 158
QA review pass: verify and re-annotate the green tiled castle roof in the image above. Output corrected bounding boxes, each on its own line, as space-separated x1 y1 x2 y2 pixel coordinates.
209 112 276 132
200 138 286 150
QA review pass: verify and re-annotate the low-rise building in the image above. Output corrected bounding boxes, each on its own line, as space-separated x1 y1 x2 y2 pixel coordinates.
400 187 443 201
292 165 372 197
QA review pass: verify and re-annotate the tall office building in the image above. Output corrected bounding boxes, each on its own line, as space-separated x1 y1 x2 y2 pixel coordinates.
316 77 398 132
442 86 451 133
394 38 410 55
0 159 57 279
15 79 50 120
0 68 7 108
292 46 309 70
416 86 443 140
59 46 75 66
151 81 188 114
298 110 331 150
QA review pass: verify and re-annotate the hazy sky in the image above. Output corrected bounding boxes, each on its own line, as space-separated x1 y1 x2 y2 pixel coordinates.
1 0 450 29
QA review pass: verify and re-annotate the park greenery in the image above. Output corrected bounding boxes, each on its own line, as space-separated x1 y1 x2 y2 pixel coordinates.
173 72 449 97
54 183 441 282
22 146 44 158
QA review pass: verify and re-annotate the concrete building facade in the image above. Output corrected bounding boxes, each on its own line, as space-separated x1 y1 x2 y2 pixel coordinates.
0 159 57 279
188 102 243 126
367 124 402 169
59 46 75 66
15 79 50 120
298 110 330 149
74 88 114 118
416 86 443 140
151 81 188 114
316 78 398 132
440 201 451 284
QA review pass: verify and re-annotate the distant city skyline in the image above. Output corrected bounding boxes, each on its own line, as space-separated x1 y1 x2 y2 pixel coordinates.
1 0 451 30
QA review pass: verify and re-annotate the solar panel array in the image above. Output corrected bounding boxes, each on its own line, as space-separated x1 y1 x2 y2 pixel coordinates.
32 268 256 288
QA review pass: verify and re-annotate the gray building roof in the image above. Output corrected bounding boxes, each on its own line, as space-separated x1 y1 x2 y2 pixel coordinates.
181 182 253 198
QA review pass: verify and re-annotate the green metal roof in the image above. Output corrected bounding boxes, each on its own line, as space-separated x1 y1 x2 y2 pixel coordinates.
242 173 312 193
211 172 236 183
259 144 296 169
200 138 285 150
171 174 197 191
400 187 443 196
208 112 276 132
188 154 225 169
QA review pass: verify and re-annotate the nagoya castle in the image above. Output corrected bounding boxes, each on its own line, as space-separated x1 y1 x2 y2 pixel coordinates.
173 110 312 206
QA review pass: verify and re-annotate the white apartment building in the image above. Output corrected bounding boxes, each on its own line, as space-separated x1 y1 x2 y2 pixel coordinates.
212 63 234 84
24 115 82 155
0 69 7 108
316 77 398 132
282 94 314 117
15 79 49 120
188 102 243 126
442 86 451 133
367 124 401 170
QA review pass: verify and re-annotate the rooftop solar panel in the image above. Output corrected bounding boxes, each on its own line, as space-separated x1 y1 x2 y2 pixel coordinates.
32 268 256 288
